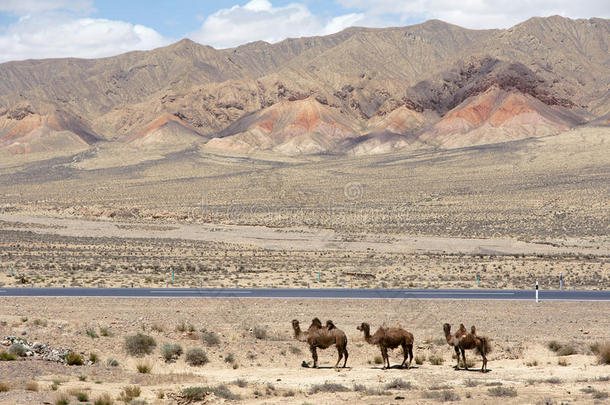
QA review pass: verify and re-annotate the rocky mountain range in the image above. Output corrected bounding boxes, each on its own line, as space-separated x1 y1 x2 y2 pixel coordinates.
0 16 608 156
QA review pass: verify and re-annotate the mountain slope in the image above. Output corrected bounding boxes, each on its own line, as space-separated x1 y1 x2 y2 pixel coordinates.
0 16 607 156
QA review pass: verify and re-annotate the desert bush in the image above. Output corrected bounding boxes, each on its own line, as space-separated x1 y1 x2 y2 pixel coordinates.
161 343 183 362
33 319 47 327
93 393 113 405
72 391 88 402
100 326 112 337
423 389 460 402
289 346 302 355
373 355 383 365
182 385 240 401
78 375 87 381
414 354 425 365
253 326 267 340
557 345 576 356
0 351 17 361
465 379 479 387
55 393 70 405
233 378 247 388
9 343 27 357
136 361 152 373
283 390 295 397
224 352 235 363
65 352 83 365
25 381 38 391
488 386 517 397
107 358 119 367
0 381 8 392
182 386 208 401
185 348 208 366
309 382 350 394
384 378 412 390
547 341 562 352
125 334 156 356
121 385 141 400
429 354 444 365
89 353 98 363
557 358 568 366
525 359 538 367
201 331 220 346
86 328 99 338
151 323 164 332
596 342 610 364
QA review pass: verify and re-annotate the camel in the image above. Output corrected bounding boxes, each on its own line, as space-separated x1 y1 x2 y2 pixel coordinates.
443 323 490 372
357 322 414 369
291 318 348 369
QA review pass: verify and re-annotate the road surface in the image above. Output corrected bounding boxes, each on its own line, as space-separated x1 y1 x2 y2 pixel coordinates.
0 288 608 301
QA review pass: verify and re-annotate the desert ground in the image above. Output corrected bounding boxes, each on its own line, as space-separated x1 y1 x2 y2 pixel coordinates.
0 127 608 290
0 298 609 404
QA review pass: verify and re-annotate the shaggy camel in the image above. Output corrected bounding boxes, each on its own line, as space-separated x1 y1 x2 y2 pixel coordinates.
291 318 348 369
443 323 490 372
357 322 414 369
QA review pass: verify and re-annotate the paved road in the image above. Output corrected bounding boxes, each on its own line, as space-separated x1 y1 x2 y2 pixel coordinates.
0 288 608 301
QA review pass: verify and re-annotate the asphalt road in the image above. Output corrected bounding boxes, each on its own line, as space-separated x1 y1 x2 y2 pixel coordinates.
0 288 608 300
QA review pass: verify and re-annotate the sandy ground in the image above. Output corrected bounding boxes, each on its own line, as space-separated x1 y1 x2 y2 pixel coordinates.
0 298 609 404
1 213 608 256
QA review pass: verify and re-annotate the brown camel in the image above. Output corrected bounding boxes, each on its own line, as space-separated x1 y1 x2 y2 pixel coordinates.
291 318 348 369
357 322 414 369
443 323 490 372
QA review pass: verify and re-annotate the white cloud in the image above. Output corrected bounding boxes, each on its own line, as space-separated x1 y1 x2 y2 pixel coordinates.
0 13 169 62
189 0 368 49
336 0 610 29
0 0 93 15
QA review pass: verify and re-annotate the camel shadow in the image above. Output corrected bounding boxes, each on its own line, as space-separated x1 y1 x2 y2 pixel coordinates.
300 364 352 370
453 367 492 373
369 365 420 370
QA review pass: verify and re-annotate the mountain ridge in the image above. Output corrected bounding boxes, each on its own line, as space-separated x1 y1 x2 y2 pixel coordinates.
0 16 607 156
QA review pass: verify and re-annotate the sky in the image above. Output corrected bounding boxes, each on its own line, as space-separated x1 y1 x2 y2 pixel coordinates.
0 0 608 62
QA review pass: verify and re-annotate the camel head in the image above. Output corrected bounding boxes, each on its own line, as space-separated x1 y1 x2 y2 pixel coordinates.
443 323 451 337
471 325 476 335
291 319 301 336
309 317 323 329
357 322 370 335
326 320 336 330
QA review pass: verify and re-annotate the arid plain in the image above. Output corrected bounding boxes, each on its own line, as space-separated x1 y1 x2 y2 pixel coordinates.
1 14 609 405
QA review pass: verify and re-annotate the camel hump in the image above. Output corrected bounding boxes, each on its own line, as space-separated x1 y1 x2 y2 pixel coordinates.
471 325 476 335
326 320 336 330
310 318 323 328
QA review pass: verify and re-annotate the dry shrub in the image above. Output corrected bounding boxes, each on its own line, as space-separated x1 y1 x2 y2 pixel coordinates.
25 381 39 391
596 342 610 365
125 334 156 357
185 348 208 366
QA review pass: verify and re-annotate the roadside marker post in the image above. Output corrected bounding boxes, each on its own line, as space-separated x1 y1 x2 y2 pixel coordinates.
171 268 174 282
535 280 539 303
10 266 13 276
477 274 480 287
560 272 563 290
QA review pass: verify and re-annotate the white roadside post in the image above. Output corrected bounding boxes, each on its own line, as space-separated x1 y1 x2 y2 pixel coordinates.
535 280 539 303
560 272 563 290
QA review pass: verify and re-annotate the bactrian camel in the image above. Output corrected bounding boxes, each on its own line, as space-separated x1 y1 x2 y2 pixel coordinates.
357 322 414 369
443 323 491 372
291 318 348 369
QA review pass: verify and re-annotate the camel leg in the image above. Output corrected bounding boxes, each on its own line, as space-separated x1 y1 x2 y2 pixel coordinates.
400 343 407 368
381 347 388 369
343 347 349 368
481 353 487 373
454 346 461 369
407 344 413 369
310 346 318 368
334 346 343 369
461 348 468 370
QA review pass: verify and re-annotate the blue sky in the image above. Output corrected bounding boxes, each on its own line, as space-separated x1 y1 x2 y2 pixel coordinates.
0 0 607 62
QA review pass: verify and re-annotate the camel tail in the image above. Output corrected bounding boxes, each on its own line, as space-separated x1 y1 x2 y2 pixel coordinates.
476 336 492 355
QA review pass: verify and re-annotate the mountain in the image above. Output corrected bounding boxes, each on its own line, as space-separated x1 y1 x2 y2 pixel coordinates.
0 16 607 156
